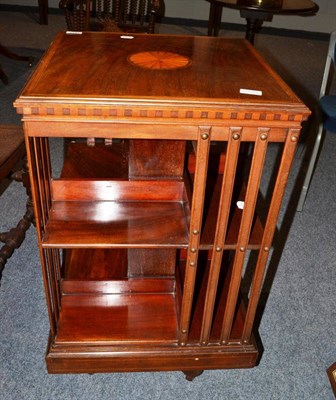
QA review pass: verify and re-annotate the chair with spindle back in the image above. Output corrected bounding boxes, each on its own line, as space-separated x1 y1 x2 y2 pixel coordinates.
59 0 164 33
59 0 164 154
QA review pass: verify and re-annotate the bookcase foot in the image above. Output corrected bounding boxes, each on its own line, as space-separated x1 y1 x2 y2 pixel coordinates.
183 370 204 381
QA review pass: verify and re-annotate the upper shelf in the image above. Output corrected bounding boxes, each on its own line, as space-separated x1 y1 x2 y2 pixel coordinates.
42 179 189 248
43 200 189 248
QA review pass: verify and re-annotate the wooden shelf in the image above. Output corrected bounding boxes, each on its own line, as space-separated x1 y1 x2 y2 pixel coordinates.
42 179 190 248
56 291 178 345
43 200 189 247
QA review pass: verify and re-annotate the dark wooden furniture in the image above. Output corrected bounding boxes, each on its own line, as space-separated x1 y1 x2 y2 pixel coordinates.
0 44 33 85
207 0 318 44
0 125 34 282
327 363 336 397
14 32 310 380
38 0 48 24
59 0 163 33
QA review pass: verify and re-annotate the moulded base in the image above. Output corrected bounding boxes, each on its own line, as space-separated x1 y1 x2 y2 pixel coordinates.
46 337 259 376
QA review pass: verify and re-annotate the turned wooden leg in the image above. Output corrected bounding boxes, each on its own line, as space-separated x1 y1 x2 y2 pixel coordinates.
0 205 34 279
244 18 264 45
182 370 204 381
0 158 34 282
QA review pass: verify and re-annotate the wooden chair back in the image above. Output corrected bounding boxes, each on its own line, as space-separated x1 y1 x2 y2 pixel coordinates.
59 0 163 33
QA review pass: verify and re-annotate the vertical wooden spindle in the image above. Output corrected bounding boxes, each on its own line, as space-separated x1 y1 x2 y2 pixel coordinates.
179 126 211 345
220 128 269 344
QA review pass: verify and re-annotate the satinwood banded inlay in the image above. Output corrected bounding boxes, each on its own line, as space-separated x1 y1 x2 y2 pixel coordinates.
128 51 191 70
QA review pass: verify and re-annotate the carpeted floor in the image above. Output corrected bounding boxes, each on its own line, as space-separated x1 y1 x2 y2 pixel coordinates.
0 10 335 400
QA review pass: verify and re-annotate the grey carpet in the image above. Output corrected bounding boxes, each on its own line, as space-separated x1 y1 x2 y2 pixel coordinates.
0 32 335 400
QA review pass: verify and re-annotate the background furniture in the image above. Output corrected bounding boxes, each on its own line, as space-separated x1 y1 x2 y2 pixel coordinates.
207 0 318 44
0 125 34 282
38 0 48 24
327 362 336 397
0 43 33 85
297 30 336 211
14 32 309 380
59 0 163 32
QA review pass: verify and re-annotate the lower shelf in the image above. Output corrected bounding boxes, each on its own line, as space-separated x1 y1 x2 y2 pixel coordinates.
56 291 178 345
46 246 259 375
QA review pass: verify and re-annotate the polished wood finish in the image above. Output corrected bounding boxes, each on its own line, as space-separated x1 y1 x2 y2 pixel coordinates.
0 125 34 281
207 0 318 44
14 32 310 379
128 51 191 69
327 362 336 397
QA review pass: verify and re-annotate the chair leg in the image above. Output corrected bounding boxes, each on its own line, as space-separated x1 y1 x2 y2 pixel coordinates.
297 123 324 211
0 158 34 283
0 44 34 65
0 44 34 85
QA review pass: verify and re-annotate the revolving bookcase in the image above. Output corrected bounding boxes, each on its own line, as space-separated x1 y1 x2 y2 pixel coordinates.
14 32 310 380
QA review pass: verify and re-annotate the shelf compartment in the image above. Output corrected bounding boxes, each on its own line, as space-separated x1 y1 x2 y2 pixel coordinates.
43 201 188 247
55 291 178 345
196 173 264 250
187 146 264 250
178 253 247 344
62 248 128 280
42 179 190 247
61 141 129 179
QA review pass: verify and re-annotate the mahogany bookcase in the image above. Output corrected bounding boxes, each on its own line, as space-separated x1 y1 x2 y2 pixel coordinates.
14 32 310 380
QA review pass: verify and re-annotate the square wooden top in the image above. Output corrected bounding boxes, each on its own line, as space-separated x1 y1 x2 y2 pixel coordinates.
15 32 308 113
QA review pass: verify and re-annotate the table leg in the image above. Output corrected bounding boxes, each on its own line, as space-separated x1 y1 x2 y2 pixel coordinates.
240 10 272 45
244 17 264 44
207 1 223 37
38 0 48 25
0 45 33 65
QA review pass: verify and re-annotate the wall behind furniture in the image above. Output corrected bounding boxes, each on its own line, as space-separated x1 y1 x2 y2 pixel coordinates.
3 0 336 33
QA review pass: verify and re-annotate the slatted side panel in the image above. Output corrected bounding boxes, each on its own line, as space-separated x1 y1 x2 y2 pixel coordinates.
241 129 301 343
25 135 61 336
180 126 300 347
